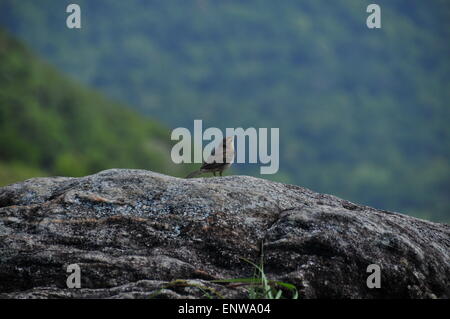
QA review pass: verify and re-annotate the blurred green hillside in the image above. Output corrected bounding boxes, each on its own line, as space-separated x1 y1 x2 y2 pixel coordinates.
0 29 193 184
0 0 449 222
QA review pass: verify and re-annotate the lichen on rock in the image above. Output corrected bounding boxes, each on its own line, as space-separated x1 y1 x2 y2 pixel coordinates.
0 169 448 298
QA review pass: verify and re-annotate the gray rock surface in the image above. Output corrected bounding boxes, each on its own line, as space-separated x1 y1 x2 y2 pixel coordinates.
0 169 448 299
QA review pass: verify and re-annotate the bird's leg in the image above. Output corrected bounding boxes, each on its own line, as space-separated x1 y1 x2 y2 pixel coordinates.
213 172 216 177
220 171 223 176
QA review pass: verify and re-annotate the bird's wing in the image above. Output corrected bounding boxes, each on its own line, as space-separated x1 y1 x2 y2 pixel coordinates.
202 140 235 167
200 161 228 170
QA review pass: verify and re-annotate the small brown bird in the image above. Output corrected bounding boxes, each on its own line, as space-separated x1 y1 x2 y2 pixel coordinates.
186 136 235 178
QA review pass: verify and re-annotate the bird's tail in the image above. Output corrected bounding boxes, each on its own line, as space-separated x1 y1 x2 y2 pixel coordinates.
186 170 203 179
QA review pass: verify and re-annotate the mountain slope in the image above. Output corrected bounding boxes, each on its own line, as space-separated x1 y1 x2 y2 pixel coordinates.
0 28 192 184
0 1 449 221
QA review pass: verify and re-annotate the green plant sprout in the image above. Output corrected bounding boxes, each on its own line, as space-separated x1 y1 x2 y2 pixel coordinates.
211 256 298 299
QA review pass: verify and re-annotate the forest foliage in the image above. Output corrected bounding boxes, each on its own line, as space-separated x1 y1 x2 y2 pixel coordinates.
0 29 194 184
0 0 449 222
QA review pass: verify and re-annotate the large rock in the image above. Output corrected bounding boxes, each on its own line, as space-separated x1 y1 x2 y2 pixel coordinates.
0 169 448 299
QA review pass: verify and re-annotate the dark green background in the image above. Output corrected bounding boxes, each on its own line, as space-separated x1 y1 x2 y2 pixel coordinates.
0 0 449 222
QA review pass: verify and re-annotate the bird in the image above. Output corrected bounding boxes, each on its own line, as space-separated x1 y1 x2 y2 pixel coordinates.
186 136 235 178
